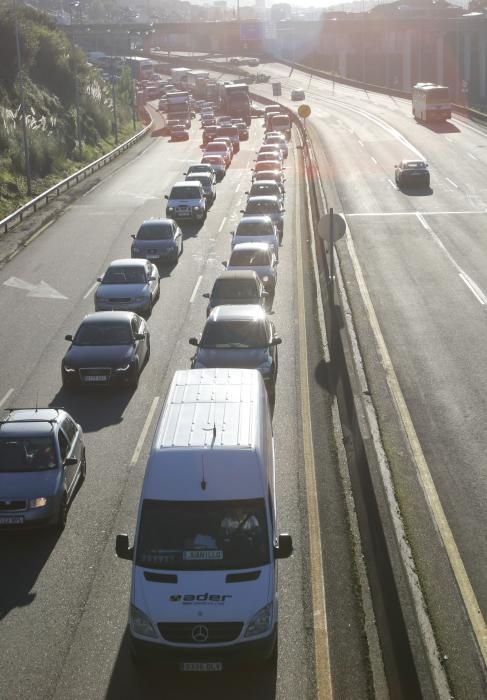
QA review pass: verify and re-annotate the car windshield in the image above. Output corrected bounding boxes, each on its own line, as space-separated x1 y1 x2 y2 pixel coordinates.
187 175 211 187
172 125 185 131
74 322 132 346
201 320 268 348
212 279 259 299
230 249 270 266
203 157 223 166
255 162 280 172
170 186 200 199
137 224 173 241
404 161 427 169
251 185 279 197
189 166 213 175
218 127 238 137
271 116 289 127
206 143 226 152
236 220 274 236
246 201 279 215
0 436 56 473
103 267 147 284
136 498 269 571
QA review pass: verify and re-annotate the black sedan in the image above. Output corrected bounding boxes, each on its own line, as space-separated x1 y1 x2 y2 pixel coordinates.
395 159 430 189
62 311 150 389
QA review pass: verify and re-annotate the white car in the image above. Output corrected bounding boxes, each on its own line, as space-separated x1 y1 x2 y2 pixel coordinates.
231 216 279 259
165 181 206 222
203 141 232 167
224 242 278 297
291 88 305 101
264 134 289 158
201 155 226 180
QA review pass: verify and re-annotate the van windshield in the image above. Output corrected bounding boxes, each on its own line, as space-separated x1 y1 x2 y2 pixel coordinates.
136 498 270 570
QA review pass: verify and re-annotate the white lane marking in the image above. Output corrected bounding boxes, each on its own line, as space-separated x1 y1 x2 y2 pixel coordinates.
370 156 378 165
3 277 68 300
218 216 227 233
347 210 487 217
236 182 241 192
22 220 55 247
130 396 160 466
358 139 364 147
416 212 487 305
0 388 14 409
459 273 487 305
445 177 458 189
445 136 453 142
467 153 478 161
189 275 203 303
387 178 398 190
83 281 98 300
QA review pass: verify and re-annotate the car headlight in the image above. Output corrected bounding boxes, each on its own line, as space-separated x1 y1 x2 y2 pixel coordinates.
130 604 158 639
30 497 48 509
167 206 174 212
63 364 76 372
262 276 270 282
115 364 131 372
192 205 201 211
245 602 273 637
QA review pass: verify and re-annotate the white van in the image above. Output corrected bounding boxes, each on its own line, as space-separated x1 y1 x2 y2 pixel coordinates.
116 368 293 671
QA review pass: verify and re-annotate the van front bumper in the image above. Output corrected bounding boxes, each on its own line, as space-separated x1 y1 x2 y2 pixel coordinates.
130 625 277 668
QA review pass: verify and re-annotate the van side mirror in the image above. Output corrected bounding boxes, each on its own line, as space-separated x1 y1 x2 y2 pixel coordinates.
189 337 199 346
116 534 133 561
274 533 293 559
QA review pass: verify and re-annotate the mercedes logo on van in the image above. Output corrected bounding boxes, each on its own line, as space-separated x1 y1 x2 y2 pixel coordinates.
192 624 209 643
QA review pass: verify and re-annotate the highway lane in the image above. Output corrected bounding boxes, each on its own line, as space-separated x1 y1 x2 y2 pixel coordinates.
0 116 370 697
241 62 487 687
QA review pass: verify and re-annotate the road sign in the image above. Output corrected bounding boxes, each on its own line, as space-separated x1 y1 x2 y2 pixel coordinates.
318 213 346 242
298 104 311 119
272 82 282 97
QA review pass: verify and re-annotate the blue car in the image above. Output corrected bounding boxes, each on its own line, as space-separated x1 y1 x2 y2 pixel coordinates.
131 219 183 265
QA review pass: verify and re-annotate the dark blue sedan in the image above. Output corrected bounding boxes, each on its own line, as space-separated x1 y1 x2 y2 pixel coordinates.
62 311 150 389
131 219 183 265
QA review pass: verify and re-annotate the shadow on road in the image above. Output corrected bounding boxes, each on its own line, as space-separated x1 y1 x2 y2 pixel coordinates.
181 221 205 240
421 120 460 134
49 386 134 433
0 529 59 621
105 628 277 700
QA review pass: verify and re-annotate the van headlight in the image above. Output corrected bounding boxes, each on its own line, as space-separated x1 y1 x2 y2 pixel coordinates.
245 602 273 637
130 604 158 639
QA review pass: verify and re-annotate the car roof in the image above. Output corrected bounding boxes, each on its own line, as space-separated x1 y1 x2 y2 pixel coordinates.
81 311 135 324
251 180 280 187
231 242 273 253
140 218 173 227
202 155 224 163
207 304 267 323
108 258 147 268
215 269 259 282
0 408 64 435
237 215 273 225
172 180 201 188
247 195 280 204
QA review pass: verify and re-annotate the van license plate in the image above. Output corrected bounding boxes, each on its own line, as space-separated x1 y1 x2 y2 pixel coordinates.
180 662 222 672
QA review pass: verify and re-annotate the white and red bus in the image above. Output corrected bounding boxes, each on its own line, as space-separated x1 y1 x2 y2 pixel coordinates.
412 83 451 122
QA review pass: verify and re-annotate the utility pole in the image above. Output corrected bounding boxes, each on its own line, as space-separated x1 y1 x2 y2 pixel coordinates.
14 0 32 195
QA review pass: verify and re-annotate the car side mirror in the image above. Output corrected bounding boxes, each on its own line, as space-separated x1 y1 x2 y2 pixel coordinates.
65 334 73 342
64 457 78 466
149 276 156 281
240 210 245 214
134 333 145 340
272 336 282 345
189 337 199 346
131 234 136 239
274 533 293 559
96 277 102 282
164 195 168 200
222 261 227 267
244 191 249 195
202 292 210 299
116 534 134 561
183 171 187 175
229 230 234 235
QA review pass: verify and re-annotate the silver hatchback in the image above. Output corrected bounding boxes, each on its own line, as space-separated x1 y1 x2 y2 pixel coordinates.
94 259 160 318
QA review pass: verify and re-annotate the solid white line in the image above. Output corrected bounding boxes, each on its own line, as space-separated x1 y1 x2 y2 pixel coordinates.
218 216 227 233
445 177 458 189
130 396 160 466
83 281 98 300
0 388 14 409
370 156 378 165
467 153 478 161
358 139 364 147
347 210 487 217
387 178 397 190
189 275 203 303
459 273 487 305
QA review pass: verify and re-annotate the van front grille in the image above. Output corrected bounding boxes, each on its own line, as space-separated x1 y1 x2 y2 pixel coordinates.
157 622 243 644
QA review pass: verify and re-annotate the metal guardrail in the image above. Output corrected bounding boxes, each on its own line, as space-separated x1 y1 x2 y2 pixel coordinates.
0 121 152 235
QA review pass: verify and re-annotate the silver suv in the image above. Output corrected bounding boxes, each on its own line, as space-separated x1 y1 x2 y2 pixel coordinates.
0 408 86 530
165 181 207 222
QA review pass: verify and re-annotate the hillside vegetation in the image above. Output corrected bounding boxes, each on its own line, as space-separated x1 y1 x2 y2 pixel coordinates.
0 3 137 219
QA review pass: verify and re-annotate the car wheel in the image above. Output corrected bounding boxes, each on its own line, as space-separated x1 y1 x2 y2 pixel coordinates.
79 451 87 484
145 299 152 319
145 340 151 364
129 363 139 389
56 493 68 531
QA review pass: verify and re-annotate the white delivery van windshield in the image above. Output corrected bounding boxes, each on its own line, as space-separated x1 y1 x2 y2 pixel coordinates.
136 497 270 571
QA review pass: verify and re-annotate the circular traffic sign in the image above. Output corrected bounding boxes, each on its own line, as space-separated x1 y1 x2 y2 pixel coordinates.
298 104 311 119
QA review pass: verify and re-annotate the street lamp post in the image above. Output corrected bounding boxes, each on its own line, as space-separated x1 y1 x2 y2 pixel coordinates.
69 2 82 159
13 0 32 195
107 29 119 144
128 32 137 130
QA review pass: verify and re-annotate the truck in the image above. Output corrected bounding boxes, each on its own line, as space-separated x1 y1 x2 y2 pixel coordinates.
170 67 191 89
268 112 292 140
166 91 191 128
219 82 251 126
